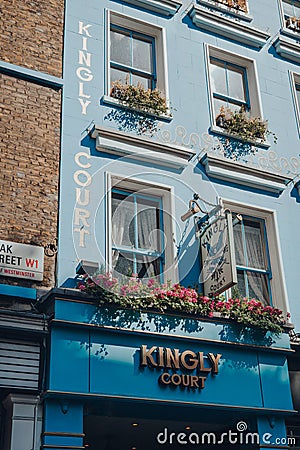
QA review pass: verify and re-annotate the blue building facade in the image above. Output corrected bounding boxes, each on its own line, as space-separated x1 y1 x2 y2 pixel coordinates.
37 0 300 447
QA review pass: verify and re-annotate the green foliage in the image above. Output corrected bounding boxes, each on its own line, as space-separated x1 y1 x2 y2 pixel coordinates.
216 107 277 144
77 273 289 334
109 81 170 135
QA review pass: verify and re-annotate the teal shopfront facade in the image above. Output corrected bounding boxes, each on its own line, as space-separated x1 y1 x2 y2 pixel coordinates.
38 289 295 449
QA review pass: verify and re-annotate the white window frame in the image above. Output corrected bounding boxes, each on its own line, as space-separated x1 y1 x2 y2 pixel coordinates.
290 71 300 135
106 172 177 283
104 10 169 100
278 0 300 35
222 199 289 313
205 44 263 135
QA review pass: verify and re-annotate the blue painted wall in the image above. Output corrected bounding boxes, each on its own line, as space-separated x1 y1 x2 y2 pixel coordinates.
46 299 294 413
58 0 300 333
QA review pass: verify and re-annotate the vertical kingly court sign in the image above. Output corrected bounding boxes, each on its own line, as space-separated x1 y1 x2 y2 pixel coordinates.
200 211 237 295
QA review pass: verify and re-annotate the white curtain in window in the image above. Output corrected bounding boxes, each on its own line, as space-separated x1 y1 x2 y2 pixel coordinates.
244 224 265 269
137 203 159 251
111 196 134 267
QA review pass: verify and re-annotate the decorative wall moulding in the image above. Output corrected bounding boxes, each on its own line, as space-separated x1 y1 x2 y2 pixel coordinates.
91 126 195 170
188 5 270 48
200 153 293 193
274 35 300 64
122 0 182 16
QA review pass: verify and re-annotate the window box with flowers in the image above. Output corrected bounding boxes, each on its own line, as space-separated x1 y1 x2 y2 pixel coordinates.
211 0 248 13
214 107 277 147
104 81 172 135
77 272 290 336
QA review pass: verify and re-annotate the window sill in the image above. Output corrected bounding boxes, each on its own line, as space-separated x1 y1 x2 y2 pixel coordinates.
197 0 252 22
121 0 182 16
200 152 293 193
274 33 300 64
102 95 173 122
188 4 270 48
209 125 271 149
90 125 195 170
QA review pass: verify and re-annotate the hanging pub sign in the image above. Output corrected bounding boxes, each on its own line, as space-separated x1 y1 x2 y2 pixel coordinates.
200 211 237 295
0 240 44 281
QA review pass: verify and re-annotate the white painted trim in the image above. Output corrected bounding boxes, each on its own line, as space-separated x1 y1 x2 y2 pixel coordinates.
205 44 264 129
200 153 292 193
101 95 172 120
91 125 195 170
105 172 178 283
189 5 270 48
105 172 112 273
221 198 290 314
289 70 300 136
120 0 182 16
106 10 169 98
209 125 270 149
274 35 300 64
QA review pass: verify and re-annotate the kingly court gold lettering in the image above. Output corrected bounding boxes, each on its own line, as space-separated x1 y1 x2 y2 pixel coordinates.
140 345 222 391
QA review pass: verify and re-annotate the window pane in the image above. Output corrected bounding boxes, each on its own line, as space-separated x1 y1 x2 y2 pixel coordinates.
210 61 227 96
233 222 246 266
236 270 247 298
110 30 131 66
243 219 266 269
131 74 151 89
113 252 134 277
214 98 228 117
110 67 129 87
228 66 246 102
136 254 161 278
133 37 153 73
247 271 269 305
283 0 300 17
136 198 161 251
296 85 300 108
112 192 135 248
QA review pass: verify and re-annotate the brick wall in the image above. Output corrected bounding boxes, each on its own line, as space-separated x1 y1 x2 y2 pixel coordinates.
0 0 64 78
0 74 61 288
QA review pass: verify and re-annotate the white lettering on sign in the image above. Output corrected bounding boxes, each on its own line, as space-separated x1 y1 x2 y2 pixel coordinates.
0 240 44 281
77 21 93 115
73 151 92 248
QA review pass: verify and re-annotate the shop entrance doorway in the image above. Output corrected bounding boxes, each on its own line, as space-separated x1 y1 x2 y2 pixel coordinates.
83 400 258 450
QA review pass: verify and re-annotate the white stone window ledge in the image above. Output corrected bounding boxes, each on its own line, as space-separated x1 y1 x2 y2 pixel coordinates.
200 153 293 194
188 5 270 48
121 0 182 16
210 125 271 150
102 95 173 122
197 0 253 22
274 35 300 64
90 126 195 170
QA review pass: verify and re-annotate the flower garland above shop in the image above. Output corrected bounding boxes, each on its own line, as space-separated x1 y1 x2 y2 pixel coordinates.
77 273 290 334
